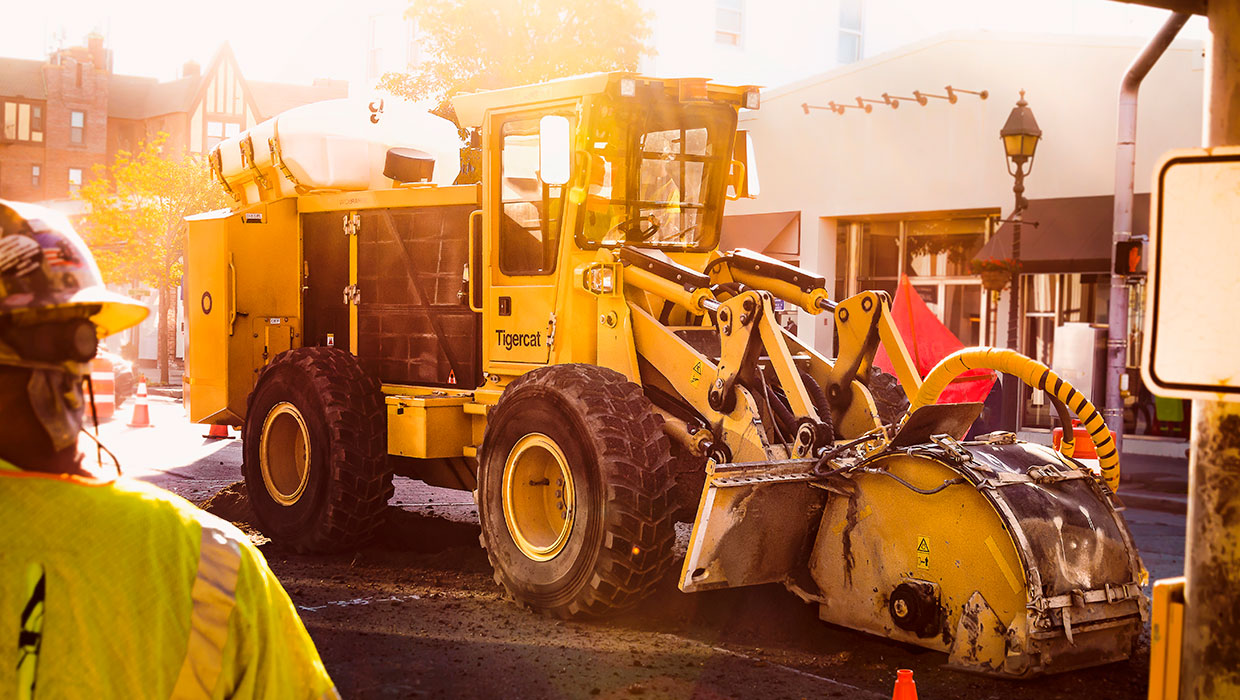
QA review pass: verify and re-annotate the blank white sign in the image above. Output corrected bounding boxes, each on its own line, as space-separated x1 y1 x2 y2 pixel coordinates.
1144 148 1240 401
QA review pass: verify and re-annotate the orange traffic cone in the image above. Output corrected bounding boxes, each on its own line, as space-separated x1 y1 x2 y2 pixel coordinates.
127 378 153 428
204 424 232 439
892 669 917 700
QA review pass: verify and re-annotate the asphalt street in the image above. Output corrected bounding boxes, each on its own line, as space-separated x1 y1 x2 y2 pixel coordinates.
84 396 1189 699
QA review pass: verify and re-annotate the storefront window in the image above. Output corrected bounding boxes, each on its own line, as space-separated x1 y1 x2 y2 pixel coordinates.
1021 274 1058 429
857 221 898 298
943 284 982 345
904 218 987 277
835 221 850 300
840 215 995 340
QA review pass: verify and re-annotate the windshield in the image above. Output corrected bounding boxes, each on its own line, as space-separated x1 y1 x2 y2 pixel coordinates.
577 97 736 251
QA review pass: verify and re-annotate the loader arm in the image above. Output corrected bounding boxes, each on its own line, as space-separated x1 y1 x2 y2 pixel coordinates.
708 249 924 435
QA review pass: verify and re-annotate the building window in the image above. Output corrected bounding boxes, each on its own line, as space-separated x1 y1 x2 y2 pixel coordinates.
367 15 383 80
2 101 45 142
68 168 82 195
206 120 242 150
838 0 864 64
406 18 420 67
31 165 40 187
70 110 85 144
838 214 995 345
716 0 743 46
368 46 383 80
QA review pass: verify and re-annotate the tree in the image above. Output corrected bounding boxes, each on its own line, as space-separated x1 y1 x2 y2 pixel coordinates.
379 0 652 107
77 133 228 385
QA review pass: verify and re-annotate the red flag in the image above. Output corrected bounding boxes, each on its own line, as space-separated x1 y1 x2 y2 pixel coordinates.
873 275 996 404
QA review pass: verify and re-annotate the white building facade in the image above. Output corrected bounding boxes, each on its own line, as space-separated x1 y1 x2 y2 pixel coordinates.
724 31 1203 435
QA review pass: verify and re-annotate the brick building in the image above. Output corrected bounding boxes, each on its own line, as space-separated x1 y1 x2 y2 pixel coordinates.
0 36 348 205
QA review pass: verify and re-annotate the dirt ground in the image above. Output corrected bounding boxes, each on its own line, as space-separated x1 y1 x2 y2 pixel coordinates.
204 486 1153 700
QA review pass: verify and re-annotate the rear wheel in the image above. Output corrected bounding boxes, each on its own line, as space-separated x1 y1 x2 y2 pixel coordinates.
478 364 676 618
243 347 392 552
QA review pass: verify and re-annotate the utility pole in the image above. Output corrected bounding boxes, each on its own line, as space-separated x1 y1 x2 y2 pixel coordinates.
1106 13 1188 462
1179 3 1240 696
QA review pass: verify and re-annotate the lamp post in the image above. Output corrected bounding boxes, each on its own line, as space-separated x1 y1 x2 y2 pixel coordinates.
999 91 1041 431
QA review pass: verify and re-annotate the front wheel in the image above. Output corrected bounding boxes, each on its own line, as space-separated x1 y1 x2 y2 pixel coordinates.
477 364 676 618
242 347 392 552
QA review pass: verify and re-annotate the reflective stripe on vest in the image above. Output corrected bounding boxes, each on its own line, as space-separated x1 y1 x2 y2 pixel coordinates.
170 523 242 699
16 563 46 700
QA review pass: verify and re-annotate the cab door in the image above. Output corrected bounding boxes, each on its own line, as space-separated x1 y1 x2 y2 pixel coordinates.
482 107 576 373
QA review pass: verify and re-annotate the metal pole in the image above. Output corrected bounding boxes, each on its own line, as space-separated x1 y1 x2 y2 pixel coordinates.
1181 3 1240 697
1004 173 1024 431
1107 11 1190 458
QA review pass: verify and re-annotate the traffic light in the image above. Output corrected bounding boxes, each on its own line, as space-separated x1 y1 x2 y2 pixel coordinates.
1115 240 1143 275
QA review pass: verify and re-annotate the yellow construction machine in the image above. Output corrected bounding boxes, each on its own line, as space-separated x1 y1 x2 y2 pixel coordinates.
185 73 1147 677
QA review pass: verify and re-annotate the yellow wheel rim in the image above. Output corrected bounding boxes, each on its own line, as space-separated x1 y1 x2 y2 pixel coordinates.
259 402 311 506
502 433 575 561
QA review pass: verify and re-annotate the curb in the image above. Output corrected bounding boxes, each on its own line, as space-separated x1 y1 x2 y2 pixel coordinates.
147 387 183 400
1118 490 1188 515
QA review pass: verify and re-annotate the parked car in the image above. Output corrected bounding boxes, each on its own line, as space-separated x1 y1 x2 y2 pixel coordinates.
96 348 136 407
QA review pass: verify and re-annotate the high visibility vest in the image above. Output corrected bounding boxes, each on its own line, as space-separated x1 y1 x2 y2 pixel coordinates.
0 459 338 699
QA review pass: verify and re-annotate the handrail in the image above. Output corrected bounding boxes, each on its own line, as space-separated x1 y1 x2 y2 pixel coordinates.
467 210 484 313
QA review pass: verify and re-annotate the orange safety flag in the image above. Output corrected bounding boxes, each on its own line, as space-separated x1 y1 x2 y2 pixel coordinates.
873 275 996 404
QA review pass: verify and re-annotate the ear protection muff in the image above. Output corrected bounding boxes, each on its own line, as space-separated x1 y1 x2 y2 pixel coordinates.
0 319 98 364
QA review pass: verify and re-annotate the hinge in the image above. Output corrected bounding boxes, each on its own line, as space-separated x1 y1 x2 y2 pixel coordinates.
343 212 361 236
343 284 361 305
546 312 557 350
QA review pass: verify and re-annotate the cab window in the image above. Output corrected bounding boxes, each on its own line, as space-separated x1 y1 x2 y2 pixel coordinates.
498 117 566 276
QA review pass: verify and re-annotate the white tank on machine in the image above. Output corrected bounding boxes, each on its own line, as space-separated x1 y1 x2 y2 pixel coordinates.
211 97 463 205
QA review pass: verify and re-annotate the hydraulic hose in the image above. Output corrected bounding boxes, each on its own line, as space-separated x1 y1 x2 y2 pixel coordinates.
910 347 1120 492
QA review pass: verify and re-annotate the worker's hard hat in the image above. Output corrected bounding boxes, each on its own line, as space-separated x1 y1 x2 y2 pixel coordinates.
0 199 148 339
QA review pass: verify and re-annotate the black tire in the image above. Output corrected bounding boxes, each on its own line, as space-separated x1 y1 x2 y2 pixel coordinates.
242 347 392 553
867 365 910 428
477 364 676 618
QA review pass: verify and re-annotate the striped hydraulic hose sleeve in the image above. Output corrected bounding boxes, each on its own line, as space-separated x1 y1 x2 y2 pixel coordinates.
909 347 1120 492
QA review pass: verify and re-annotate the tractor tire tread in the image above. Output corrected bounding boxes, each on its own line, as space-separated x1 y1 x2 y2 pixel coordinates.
244 346 392 553
478 364 676 619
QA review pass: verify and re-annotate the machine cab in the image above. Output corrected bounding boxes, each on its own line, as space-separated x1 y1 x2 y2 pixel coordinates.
452 74 759 376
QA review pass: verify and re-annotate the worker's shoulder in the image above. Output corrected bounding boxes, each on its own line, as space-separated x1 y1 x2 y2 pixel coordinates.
105 477 252 546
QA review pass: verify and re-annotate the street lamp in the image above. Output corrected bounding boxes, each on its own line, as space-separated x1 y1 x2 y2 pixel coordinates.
999 90 1041 431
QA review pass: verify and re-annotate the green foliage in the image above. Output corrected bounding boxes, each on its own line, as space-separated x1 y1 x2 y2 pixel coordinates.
969 258 1022 274
76 133 228 290
380 0 652 108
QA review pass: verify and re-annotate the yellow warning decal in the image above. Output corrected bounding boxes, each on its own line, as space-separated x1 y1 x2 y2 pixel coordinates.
690 361 703 387
916 535 931 569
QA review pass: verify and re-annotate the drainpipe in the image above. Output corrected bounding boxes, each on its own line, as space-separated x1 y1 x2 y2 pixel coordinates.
1106 11 1190 460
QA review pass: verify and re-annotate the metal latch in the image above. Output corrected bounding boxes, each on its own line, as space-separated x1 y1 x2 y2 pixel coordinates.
929 434 972 464
342 212 360 236
343 284 361 305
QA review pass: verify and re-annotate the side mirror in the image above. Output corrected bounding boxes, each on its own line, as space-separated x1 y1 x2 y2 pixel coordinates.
539 115 571 186
727 160 746 201
729 130 760 199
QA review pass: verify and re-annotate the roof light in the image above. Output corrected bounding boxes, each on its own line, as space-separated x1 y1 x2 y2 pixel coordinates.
619 78 637 98
743 88 760 110
679 78 709 102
